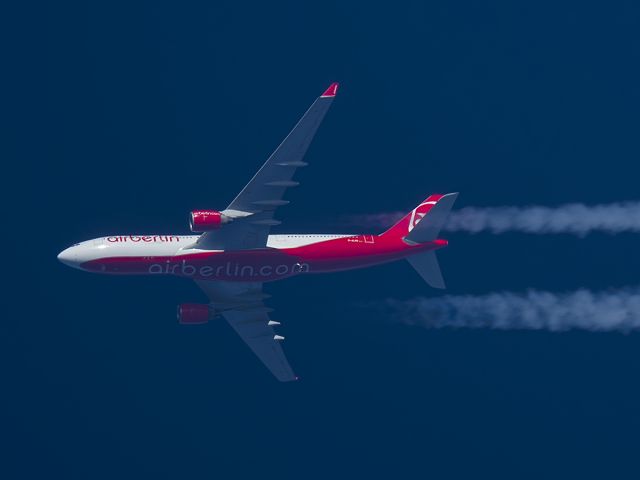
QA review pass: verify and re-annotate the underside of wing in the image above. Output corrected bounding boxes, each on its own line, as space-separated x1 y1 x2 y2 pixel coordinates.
197 83 338 251
195 280 297 382
223 309 296 382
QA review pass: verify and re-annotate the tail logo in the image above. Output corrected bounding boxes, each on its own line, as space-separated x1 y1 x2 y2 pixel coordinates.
408 201 437 232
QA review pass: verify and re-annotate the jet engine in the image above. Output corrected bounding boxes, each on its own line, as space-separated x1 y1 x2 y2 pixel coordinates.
177 303 211 324
189 210 231 232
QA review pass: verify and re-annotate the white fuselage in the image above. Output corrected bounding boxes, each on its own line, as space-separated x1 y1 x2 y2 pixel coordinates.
59 234 353 266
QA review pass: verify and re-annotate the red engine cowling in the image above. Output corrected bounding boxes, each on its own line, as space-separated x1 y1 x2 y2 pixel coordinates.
177 303 210 324
189 210 230 232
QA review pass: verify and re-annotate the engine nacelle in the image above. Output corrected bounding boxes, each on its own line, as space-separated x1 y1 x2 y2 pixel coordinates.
177 303 211 324
189 210 230 232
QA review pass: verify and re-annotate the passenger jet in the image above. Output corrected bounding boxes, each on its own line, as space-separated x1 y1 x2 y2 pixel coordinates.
58 83 458 381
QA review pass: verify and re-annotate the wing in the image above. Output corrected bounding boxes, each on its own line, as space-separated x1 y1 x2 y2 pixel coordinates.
195 280 297 382
197 82 339 250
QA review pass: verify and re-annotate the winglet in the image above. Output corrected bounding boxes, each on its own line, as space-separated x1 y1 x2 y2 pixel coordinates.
321 82 339 98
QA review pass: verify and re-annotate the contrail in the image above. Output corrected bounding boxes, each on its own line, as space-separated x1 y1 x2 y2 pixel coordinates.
350 202 640 235
372 287 640 332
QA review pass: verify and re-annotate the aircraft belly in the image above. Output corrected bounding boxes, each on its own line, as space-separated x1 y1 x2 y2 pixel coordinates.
304 252 408 273
294 239 441 273
82 249 308 282
172 250 308 282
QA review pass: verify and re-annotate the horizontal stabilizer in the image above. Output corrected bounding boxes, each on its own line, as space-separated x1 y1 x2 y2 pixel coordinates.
406 251 445 289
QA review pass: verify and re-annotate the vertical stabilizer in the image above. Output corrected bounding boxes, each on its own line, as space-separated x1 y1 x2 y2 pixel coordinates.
381 193 458 242
403 193 458 244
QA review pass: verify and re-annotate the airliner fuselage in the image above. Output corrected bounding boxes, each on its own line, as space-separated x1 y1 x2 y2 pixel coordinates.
58 234 447 282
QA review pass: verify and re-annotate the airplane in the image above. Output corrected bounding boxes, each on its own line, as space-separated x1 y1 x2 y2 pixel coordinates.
57 83 458 382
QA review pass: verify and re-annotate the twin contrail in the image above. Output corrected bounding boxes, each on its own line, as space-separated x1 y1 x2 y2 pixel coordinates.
356 202 640 331
372 287 640 332
351 201 640 235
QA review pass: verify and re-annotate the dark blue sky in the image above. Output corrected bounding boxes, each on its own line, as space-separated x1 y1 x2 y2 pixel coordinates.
6 1 640 478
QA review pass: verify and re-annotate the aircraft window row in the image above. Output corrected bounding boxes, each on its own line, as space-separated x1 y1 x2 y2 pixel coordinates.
286 235 343 238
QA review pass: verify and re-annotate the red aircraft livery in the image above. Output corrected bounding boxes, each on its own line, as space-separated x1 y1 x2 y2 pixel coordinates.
58 83 458 382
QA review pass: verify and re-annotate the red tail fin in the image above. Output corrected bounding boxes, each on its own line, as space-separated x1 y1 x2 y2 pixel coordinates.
381 194 445 237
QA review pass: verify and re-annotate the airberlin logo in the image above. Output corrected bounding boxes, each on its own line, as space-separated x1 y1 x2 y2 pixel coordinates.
408 202 436 232
148 260 310 278
107 235 181 243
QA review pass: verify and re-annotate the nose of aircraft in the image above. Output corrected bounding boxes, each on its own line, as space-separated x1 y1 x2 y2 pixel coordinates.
57 246 80 269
